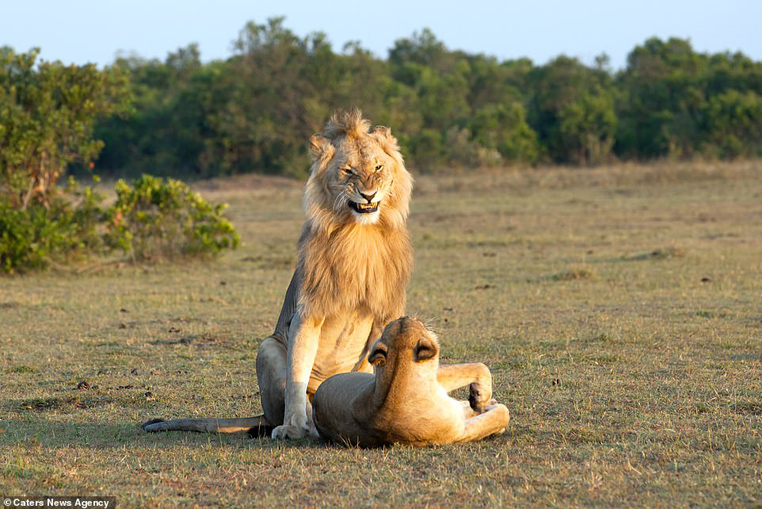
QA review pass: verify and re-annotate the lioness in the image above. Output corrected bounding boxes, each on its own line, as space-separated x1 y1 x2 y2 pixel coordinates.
143 109 413 439
313 317 510 447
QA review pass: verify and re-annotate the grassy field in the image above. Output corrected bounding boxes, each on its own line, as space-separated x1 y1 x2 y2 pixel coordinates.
1 162 761 507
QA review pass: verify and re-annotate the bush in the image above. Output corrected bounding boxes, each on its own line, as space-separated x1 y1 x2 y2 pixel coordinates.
1 174 239 273
105 175 239 261
0 186 104 274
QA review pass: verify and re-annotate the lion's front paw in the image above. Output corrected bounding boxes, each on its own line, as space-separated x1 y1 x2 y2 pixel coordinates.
271 411 316 440
271 424 306 440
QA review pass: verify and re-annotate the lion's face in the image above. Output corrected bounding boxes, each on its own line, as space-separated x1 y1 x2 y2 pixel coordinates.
304 110 412 230
325 134 397 226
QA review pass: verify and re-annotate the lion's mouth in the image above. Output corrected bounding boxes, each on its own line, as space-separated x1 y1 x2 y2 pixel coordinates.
349 201 380 214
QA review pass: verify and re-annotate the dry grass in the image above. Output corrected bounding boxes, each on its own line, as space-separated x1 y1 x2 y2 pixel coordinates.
2 162 762 507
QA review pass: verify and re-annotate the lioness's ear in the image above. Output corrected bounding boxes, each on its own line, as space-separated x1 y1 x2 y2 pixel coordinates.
368 343 388 367
309 134 332 161
415 337 438 362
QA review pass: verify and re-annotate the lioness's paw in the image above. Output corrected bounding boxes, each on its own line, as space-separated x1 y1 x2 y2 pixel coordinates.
468 383 493 413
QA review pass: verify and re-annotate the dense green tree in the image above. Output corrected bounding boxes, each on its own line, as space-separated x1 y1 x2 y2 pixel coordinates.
469 103 539 165
0 47 130 208
85 22 762 176
528 56 617 164
702 90 762 158
389 31 472 132
558 89 617 165
95 45 212 176
616 37 710 159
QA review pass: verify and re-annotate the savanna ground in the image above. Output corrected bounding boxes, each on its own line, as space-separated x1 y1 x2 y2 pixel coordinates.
1 162 761 507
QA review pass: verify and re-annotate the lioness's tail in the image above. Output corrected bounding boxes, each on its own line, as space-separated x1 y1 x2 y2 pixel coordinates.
142 416 273 436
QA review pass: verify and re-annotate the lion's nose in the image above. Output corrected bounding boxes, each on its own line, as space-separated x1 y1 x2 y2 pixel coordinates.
359 191 377 203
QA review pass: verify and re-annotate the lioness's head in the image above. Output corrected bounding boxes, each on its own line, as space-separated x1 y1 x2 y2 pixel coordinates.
369 317 440 374
304 109 412 229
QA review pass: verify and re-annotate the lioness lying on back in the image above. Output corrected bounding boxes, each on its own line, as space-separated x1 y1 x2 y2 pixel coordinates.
313 317 510 447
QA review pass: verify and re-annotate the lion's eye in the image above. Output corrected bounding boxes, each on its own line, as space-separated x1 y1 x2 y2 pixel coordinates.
341 167 353 176
374 164 384 172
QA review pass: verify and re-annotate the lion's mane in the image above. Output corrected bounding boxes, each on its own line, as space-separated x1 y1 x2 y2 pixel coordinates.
297 109 414 321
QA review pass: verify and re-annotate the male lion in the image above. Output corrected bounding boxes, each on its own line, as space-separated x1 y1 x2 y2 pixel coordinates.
143 109 413 439
313 317 510 447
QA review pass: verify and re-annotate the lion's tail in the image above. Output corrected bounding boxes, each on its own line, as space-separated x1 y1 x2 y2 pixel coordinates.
141 416 273 436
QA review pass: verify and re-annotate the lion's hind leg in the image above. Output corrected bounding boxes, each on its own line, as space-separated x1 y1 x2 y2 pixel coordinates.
256 337 288 428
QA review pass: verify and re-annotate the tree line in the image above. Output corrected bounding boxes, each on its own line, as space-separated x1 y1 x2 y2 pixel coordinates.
24 18 762 178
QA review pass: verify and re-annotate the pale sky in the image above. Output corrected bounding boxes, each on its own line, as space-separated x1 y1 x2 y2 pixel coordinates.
2 0 761 69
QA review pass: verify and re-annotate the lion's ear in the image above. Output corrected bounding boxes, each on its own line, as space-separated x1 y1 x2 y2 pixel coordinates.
370 125 390 137
414 337 438 362
309 134 332 161
370 125 400 153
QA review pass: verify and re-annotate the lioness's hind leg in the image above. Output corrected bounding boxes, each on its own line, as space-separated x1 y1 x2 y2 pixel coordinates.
459 398 499 419
256 337 288 427
457 404 510 443
437 363 493 412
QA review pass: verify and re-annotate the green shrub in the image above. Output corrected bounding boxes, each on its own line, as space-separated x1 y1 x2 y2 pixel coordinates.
0 187 104 274
105 175 239 261
1 174 239 273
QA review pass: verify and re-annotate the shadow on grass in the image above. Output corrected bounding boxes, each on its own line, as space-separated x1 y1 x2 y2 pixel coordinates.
0 418 334 450
1 417 515 452
620 246 686 262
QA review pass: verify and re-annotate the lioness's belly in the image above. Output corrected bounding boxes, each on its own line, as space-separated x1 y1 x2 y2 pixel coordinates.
308 308 374 392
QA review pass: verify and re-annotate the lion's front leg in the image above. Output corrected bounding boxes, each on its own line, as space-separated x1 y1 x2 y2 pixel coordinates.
271 314 324 440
